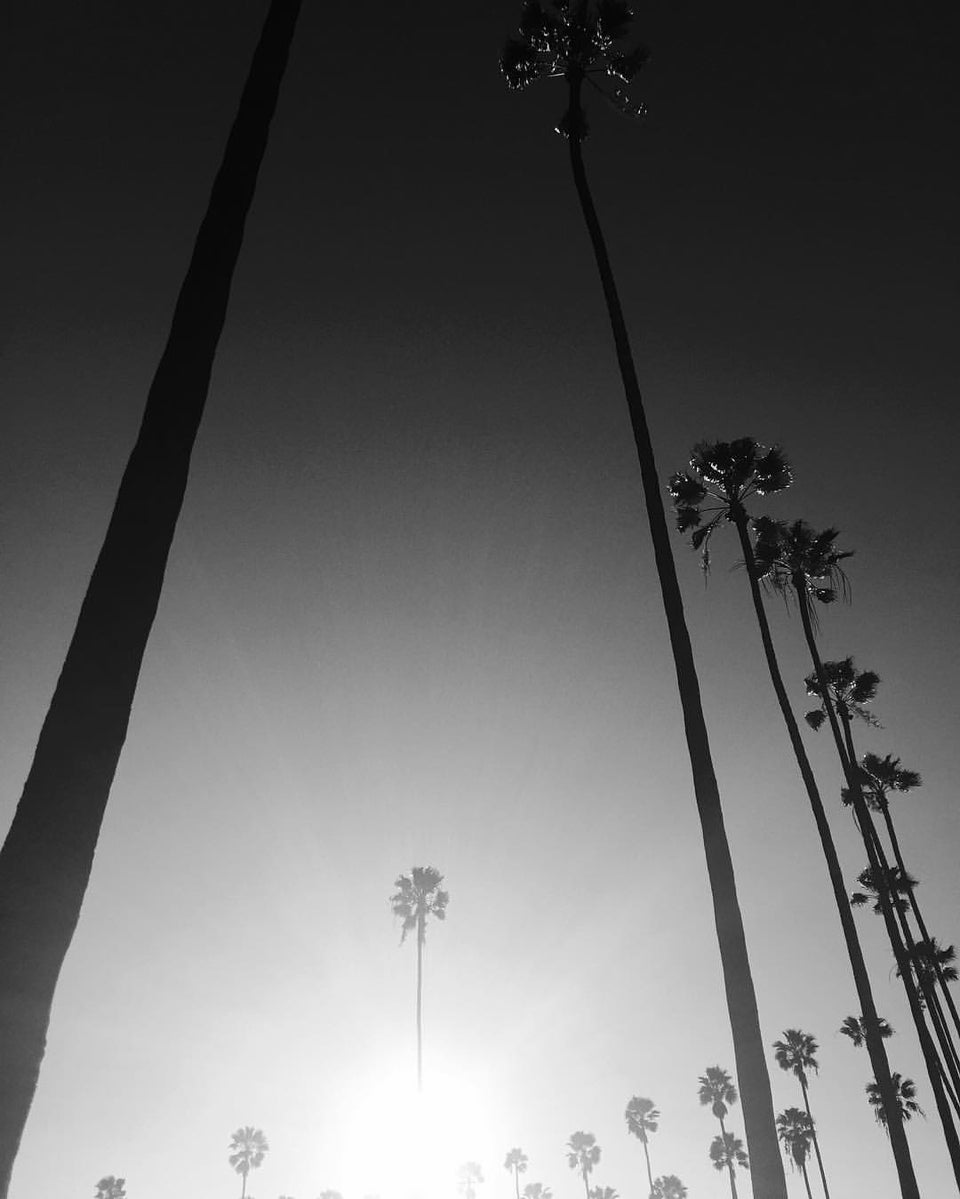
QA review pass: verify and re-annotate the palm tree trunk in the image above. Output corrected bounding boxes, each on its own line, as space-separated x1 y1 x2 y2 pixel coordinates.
241 1169 248 1199
563 72 785 1199
515 1166 520 1199
718 1117 738 1199
582 1167 590 1199
731 515 913 1197
797 1075 831 1199
0 4 301 1193
642 1139 654 1196
417 913 424 1092
799 1160 814 1199
799 602 960 1185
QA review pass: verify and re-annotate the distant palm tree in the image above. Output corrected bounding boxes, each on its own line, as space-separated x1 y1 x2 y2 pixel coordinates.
624 1095 659 1195
840 1014 894 1048
228 1126 269 1199
772 1030 831 1199
867 1074 925 1130
523 1184 552 1199
504 1148 529 1199
0 7 303 1193
668 439 913 1195
699 1069 741 1199
499 17 786 1195
650 1177 686 1199
709 1132 749 1199
390 866 449 1090
94 1179 126 1199
566 1131 601 1199
457 1162 484 1199
775 1108 814 1199
589 1188 618 1199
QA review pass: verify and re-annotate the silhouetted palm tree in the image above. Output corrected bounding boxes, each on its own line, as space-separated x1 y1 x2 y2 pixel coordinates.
229 1126 269 1199
624 1095 659 1195
500 17 785 1194
650 1177 686 1199
775 1109 814 1199
523 1184 552 1199
669 439 915 1195
840 1014 894 1048
504 1148 529 1199
566 1131 601 1199
709 1132 749 1199
0 6 303 1193
94 1179 126 1199
699 1069 742 1196
458 1162 484 1199
390 866 449 1090
867 1074 925 1130
772 1030 831 1199
589 1188 618 1199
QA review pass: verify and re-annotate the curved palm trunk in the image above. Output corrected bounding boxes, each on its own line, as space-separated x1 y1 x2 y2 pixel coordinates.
563 74 785 1199
416 914 424 1092
731 515 912 1196
717 1116 738 1199
0 4 302 1191
799 1159 814 1199
796 1075 830 1199
641 1138 654 1196
799 599 960 1184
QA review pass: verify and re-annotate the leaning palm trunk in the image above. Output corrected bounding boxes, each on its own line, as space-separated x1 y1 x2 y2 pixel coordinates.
641 1140 654 1197
716 1116 738 1199
729 514 915 1196
798 596 960 1185
0 3 302 1191
796 1075 830 1199
564 74 785 1197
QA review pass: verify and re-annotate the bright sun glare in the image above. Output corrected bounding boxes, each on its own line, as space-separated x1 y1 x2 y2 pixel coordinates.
339 1058 496 1199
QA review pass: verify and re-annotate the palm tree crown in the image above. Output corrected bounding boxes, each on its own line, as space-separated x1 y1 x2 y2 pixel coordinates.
804 657 880 733
390 866 449 944
698 1066 738 1119
668 438 792 569
650 1176 687 1199
523 1185 553 1199
500 0 648 137
505 1147 529 1198
776 1108 814 1170
772 1029 820 1084
840 1013 894 1047
228 1126 269 1198
856 752 922 812
589 1188 618 1199
710 1131 749 1171
94 1179 126 1199
752 518 852 614
851 865 916 915
866 1073 925 1128
567 1130 601 1178
624 1094 660 1142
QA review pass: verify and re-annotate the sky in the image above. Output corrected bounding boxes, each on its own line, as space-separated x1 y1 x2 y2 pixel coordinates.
2 1 959 1197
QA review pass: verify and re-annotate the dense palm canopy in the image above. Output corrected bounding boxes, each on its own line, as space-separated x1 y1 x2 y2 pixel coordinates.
776 1108 814 1171
841 1014 895 1047
857 753 922 810
94 1179 126 1199
772 1030 819 1083
650 1176 687 1199
710 1131 750 1171
390 866 449 943
567 1131 601 1193
589 1188 618 1199
624 1094 660 1142
867 1074 925 1128
668 437 792 569
752 518 852 612
523 1185 553 1199
228 1126 269 1198
698 1067 738 1120
804 658 881 733
851 865 916 916
505 1147 529 1198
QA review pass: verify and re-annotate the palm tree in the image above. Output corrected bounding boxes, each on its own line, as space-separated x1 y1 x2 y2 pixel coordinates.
709 1132 749 1199
0 6 303 1192
458 1162 484 1199
775 1109 814 1199
94 1179 126 1199
523 1185 553 1199
228 1127 269 1199
772 1030 831 1199
624 1095 659 1195
504 1148 529 1199
566 1131 601 1199
500 16 786 1195
840 1013 894 1048
867 1074 925 1130
699 1068 745 1199
669 440 916 1197
390 865 449 1090
650 1177 687 1199
589 1188 618 1199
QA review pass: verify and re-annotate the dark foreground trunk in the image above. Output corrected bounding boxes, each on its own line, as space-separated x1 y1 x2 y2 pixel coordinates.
0 4 302 1191
564 75 785 1199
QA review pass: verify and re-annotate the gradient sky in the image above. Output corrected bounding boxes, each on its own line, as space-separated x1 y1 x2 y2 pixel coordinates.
2 2 959 1197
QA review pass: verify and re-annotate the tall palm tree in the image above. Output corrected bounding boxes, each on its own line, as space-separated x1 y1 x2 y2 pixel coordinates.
504 1148 529 1199
867 1074 925 1130
775 1109 814 1199
228 1126 269 1199
624 1095 659 1195
669 440 917 1198
390 865 449 1090
0 5 302 1192
94 1179 127 1199
771 1030 831 1199
709 1132 749 1199
566 1131 601 1199
458 1162 485 1199
840 1013 894 1048
699 1068 742 1198
650 1177 687 1199
500 15 786 1194
523 1184 553 1199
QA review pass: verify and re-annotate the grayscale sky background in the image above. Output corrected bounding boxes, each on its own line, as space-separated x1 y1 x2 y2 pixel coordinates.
2 1 959 1196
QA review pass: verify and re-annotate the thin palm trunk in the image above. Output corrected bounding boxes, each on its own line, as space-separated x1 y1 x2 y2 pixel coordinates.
0 4 301 1192
799 598 960 1186
241 1171 248 1199
582 1167 590 1199
564 73 785 1199
642 1139 654 1196
416 914 424 1092
799 1160 814 1199
717 1116 738 1199
514 1167 521 1199
731 515 914 1196
797 1075 830 1199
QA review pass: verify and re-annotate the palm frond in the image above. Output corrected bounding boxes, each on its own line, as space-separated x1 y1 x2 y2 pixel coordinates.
754 447 793 495
804 709 826 731
500 38 546 89
607 43 649 82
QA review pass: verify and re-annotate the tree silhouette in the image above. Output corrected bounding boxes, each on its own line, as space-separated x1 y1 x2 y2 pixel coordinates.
624 1095 659 1195
772 1030 831 1199
457 1162 484 1199
504 1148 529 1199
709 1132 749 1199
94 1179 126 1199
699 1069 742 1199
840 1014 894 1048
500 13 785 1193
566 1130 601 1199
0 6 303 1192
390 865 449 1090
650 1177 686 1199
589 1188 618 1199
523 1185 552 1199
775 1109 814 1199
228 1126 269 1199
867 1074 925 1130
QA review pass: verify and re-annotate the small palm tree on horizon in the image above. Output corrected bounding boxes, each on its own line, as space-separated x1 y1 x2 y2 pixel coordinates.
228 1126 269 1199
650 1176 687 1199
772 1029 831 1199
94 1179 126 1199
390 865 449 1091
504 1148 529 1199
624 1094 659 1195
566 1130 601 1199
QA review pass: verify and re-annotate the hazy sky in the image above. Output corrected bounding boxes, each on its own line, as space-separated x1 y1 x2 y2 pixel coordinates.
2 2 959 1197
